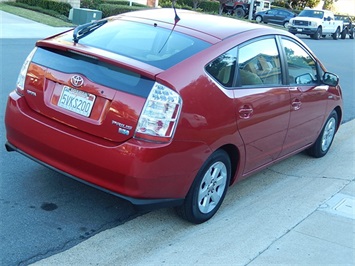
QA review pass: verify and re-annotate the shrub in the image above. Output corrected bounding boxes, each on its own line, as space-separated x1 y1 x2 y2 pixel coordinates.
98 4 149 17
15 0 71 16
199 1 219 13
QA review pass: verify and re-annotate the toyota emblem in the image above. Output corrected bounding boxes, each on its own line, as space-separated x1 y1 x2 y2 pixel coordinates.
70 75 84 87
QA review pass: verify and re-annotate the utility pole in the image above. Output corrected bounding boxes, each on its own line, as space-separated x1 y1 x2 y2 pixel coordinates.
248 0 255 20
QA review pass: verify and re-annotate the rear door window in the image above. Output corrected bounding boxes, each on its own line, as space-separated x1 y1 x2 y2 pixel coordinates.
205 37 282 88
237 38 282 86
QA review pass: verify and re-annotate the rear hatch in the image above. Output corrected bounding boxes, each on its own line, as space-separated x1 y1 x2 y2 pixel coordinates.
24 44 158 143
21 17 211 143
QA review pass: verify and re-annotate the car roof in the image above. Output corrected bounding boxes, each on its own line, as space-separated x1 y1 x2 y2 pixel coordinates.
115 8 274 41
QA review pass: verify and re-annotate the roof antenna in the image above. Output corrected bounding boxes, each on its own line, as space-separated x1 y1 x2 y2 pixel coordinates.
172 0 181 24
158 1 180 53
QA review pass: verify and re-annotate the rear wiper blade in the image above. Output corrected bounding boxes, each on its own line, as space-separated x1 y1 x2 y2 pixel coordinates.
73 19 107 43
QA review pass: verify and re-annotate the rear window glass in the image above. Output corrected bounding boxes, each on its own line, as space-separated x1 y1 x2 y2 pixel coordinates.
61 20 211 70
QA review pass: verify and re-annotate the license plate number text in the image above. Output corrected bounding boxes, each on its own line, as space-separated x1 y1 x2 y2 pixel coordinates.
58 86 96 117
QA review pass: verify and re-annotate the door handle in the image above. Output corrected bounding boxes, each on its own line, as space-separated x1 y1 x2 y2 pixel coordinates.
291 99 302 110
239 105 253 119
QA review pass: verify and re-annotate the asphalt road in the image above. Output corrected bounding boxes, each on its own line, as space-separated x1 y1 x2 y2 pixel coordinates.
0 36 354 265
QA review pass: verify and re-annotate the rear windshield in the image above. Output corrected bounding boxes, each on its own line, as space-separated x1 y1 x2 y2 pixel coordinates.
61 20 211 70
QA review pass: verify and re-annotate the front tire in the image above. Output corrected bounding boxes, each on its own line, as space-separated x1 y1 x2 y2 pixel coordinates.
332 27 340 40
176 150 231 224
313 27 322 40
307 110 338 158
341 29 347 39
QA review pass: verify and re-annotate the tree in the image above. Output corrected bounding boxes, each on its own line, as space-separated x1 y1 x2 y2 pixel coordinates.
286 0 321 9
322 0 338 10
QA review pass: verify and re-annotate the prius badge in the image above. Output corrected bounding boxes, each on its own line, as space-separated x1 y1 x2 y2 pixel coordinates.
70 75 84 87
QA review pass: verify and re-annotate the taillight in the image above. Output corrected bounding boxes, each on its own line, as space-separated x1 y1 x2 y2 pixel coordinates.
135 82 182 143
16 47 37 95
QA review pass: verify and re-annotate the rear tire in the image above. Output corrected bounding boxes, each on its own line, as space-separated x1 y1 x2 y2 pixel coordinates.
176 150 231 224
234 7 245 18
255 15 262 23
307 110 338 158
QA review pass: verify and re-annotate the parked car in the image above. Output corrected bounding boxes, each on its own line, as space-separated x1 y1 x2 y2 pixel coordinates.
254 8 296 28
334 15 354 39
289 8 343 39
5 8 343 224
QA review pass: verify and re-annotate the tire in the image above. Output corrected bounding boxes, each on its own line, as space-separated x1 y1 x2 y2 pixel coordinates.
332 27 340 40
255 15 263 23
350 29 355 39
283 21 289 28
312 27 322 40
176 150 231 224
341 29 347 39
234 7 245 18
307 110 338 158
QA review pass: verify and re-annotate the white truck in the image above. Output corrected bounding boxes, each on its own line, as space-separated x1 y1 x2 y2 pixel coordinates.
288 8 343 40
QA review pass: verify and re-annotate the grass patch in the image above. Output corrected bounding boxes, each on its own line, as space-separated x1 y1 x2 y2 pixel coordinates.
0 3 74 27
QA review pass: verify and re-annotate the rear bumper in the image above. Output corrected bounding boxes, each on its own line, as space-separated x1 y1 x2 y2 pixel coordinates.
5 141 183 209
5 92 208 208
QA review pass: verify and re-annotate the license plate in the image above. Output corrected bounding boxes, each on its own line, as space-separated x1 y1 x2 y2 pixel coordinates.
297 28 302 32
58 86 96 117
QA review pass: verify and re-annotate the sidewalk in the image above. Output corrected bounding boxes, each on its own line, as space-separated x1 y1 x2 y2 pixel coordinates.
1 10 354 266
32 121 355 266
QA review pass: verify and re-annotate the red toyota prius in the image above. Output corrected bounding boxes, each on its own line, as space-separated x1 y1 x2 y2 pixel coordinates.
5 8 342 224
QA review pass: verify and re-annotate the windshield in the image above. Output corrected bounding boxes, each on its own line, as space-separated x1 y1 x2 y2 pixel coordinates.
298 10 324 19
61 20 210 70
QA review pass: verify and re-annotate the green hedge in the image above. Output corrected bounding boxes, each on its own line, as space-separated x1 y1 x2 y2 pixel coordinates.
98 4 149 17
81 0 147 9
104 0 147 7
199 1 219 13
160 0 218 12
15 0 71 16
7 1 71 20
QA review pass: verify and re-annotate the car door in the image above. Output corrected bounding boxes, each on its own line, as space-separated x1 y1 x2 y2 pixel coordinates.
322 11 332 34
278 37 328 157
233 37 290 174
278 10 290 24
264 9 278 24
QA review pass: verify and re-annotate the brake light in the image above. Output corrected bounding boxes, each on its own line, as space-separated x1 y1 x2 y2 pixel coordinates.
135 82 182 143
16 47 37 95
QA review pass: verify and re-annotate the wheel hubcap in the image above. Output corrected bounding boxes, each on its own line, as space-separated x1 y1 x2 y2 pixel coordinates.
198 161 227 214
321 117 336 152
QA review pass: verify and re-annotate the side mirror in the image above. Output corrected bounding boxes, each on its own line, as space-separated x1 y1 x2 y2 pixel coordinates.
322 72 339 86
